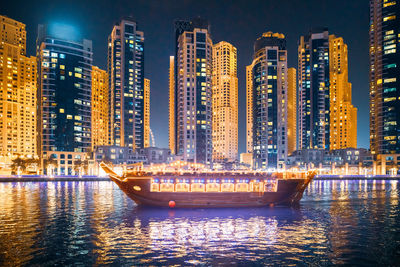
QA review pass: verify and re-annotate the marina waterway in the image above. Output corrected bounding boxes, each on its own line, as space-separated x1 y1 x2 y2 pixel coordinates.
0 179 399 265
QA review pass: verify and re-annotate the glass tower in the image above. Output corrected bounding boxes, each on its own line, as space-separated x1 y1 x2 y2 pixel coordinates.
247 32 288 170
37 24 93 157
108 19 145 149
173 18 213 165
298 29 330 150
370 0 400 154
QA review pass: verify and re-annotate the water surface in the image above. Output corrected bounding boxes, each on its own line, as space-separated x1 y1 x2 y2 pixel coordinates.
0 180 399 265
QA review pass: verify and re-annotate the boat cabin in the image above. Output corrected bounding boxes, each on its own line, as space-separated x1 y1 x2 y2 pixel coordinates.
149 177 278 193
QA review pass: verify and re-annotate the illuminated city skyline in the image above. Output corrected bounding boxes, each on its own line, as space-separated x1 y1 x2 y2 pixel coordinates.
0 0 370 153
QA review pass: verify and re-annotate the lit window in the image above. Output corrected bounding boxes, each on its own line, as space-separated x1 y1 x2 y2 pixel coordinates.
384 78 396 83
383 15 396 22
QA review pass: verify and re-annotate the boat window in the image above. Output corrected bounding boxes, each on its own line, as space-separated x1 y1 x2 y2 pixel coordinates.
264 180 278 192
150 183 159 192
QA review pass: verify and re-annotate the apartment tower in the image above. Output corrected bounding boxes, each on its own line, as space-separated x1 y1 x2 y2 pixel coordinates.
37 24 92 164
108 19 145 149
212 41 238 162
369 0 400 154
247 32 288 169
169 56 175 154
329 35 357 150
298 29 330 150
91 66 110 149
0 16 37 164
172 18 213 164
144 78 150 148
287 67 297 155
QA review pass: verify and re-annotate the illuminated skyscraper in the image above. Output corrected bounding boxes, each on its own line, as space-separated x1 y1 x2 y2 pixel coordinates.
37 24 93 162
298 29 330 150
108 19 145 149
287 68 297 155
173 18 213 164
370 0 400 154
169 56 175 154
246 65 253 154
91 66 110 149
0 16 37 163
144 78 150 148
212 41 238 162
247 32 288 169
329 35 357 150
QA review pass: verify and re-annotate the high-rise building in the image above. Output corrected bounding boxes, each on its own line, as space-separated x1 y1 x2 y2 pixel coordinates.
144 78 150 148
370 0 400 155
172 18 213 164
329 35 357 150
212 41 238 162
37 24 93 161
108 19 145 149
0 16 26 55
298 29 330 150
247 32 288 169
169 56 175 154
0 16 37 164
91 66 110 149
246 65 253 154
287 68 297 155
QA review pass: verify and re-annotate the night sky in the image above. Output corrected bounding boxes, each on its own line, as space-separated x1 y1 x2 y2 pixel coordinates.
1 0 370 152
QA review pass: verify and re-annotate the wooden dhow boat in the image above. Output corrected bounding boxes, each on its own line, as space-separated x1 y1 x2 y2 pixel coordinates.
100 162 316 208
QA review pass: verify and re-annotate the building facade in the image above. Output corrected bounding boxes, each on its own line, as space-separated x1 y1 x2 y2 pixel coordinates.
139 147 171 165
169 55 175 154
329 35 357 150
37 24 92 167
247 32 288 169
0 16 37 164
91 66 110 149
108 19 145 149
212 41 238 162
94 145 146 166
172 18 213 164
369 0 400 155
287 67 297 155
144 78 150 148
298 29 330 150
246 65 254 154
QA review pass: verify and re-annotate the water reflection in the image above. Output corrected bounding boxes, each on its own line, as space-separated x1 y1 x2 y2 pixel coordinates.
0 180 399 265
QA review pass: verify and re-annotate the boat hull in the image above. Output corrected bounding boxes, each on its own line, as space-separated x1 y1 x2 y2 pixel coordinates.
110 177 311 208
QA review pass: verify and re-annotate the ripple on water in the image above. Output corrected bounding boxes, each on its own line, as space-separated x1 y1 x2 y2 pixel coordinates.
0 180 399 265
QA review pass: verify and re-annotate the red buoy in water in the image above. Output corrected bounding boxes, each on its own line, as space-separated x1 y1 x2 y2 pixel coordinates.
169 200 176 208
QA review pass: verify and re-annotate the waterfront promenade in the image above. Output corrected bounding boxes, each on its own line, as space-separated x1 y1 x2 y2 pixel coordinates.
1 174 400 182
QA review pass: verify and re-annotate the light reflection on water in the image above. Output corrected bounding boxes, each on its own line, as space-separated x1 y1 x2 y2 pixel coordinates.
0 180 399 265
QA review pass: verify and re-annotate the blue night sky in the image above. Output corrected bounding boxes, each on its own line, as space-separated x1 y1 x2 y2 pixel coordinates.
1 0 370 152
